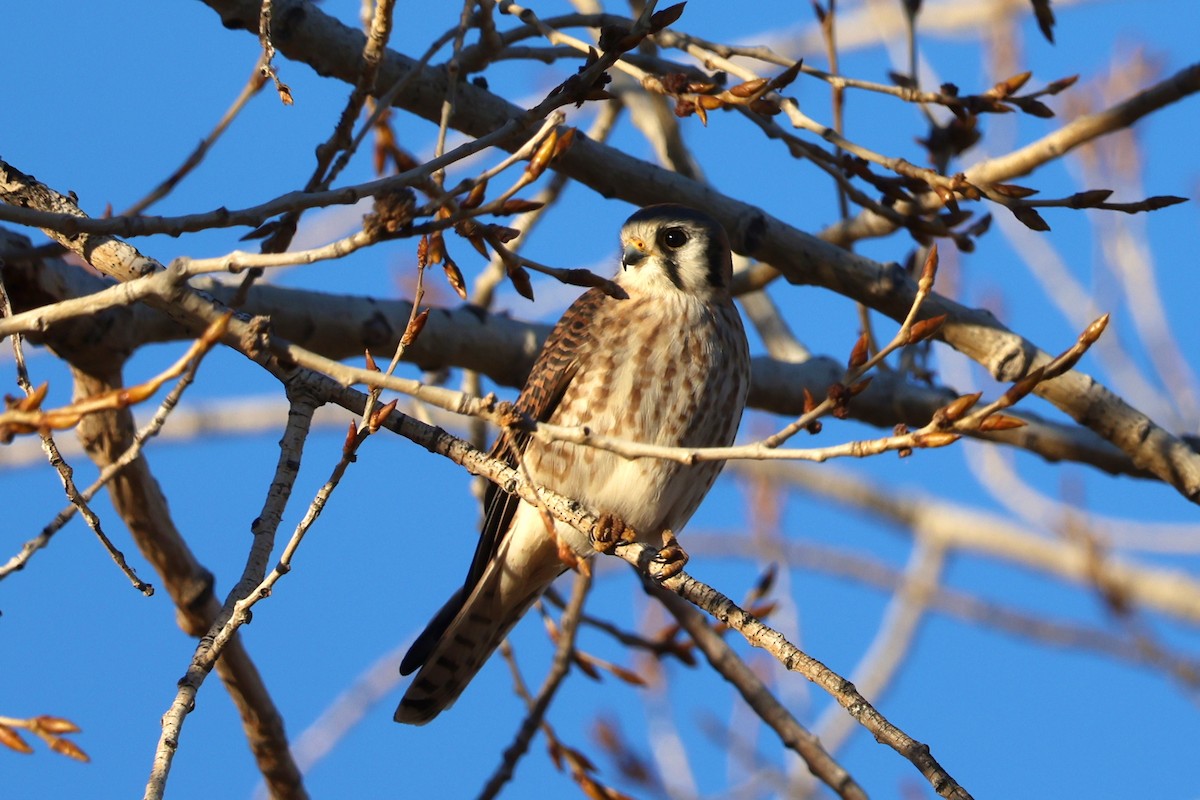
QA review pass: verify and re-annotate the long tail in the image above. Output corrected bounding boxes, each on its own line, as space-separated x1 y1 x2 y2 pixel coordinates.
395 528 563 725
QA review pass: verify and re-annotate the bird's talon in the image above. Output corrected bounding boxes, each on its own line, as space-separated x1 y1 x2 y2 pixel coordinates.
649 533 688 581
592 512 636 554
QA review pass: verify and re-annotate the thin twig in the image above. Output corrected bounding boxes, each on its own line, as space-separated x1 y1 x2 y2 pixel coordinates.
143 391 319 800
650 581 868 800
478 569 593 800
314 383 972 800
122 55 269 217
0 331 212 580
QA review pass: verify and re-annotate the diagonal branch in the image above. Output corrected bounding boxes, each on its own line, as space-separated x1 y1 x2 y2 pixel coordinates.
191 0 1200 504
308 378 971 799
649 581 868 800
72 366 308 800
144 389 319 800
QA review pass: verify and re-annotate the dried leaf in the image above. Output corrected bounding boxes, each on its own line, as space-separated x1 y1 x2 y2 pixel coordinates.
392 148 419 172
979 414 1027 431
729 78 768 98
617 29 651 50
750 563 778 600
748 98 781 115
1031 0 1056 43
18 382 49 412
826 382 851 419
847 332 870 369
488 225 521 244
597 25 632 52
769 58 804 90
426 232 446 265
573 653 602 681
0 723 32 754
527 130 559 181
579 776 608 800
1003 366 1046 405
1009 96 1055 118
401 309 430 347
966 213 993 238
914 431 961 448
509 265 535 301
1010 205 1051 231
1042 74 1078 95
546 738 565 770
908 314 948 344
802 387 817 414
994 71 1033 97
1081 313 1110 346
991 183 1039 199
649 2 687 31
442 256 467 300
565 744 598 773
608 663 647 687
33 716 81 735
369 399 398 431
239 220 279 241
919 243 939 290
1067 189 1113 208
462 180 487 210
942 391 983 422
1140 195 1188 212
466 233 489 259
499 199 546 215
416 235 430 268
553 128 577 161
49 735 89 762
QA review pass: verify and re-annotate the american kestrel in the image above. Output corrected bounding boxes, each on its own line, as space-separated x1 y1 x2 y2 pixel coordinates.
395 204 750 724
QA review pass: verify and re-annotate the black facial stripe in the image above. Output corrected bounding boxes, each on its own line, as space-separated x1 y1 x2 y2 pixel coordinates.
704 235 726 288
661 254 684 289
626 206 731 288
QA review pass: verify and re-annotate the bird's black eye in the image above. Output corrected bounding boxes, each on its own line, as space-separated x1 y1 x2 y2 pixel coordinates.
661 227 689 249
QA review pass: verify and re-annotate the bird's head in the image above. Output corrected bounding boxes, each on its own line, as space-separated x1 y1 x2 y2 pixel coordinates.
616 204 734 300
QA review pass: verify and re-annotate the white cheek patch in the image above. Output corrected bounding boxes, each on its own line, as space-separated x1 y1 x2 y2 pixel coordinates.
616 256 679 297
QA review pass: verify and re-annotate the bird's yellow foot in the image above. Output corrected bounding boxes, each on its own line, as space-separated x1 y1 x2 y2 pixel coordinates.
649 531 688 581
592 512 637 554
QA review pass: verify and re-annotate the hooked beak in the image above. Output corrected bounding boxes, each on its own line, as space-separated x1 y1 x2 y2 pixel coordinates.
621 240 648 270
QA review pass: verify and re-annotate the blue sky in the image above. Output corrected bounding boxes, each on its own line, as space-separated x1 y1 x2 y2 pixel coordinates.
3 1 1200 798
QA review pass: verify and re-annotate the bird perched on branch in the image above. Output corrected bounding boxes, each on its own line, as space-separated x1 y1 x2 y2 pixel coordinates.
396 204 751 725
